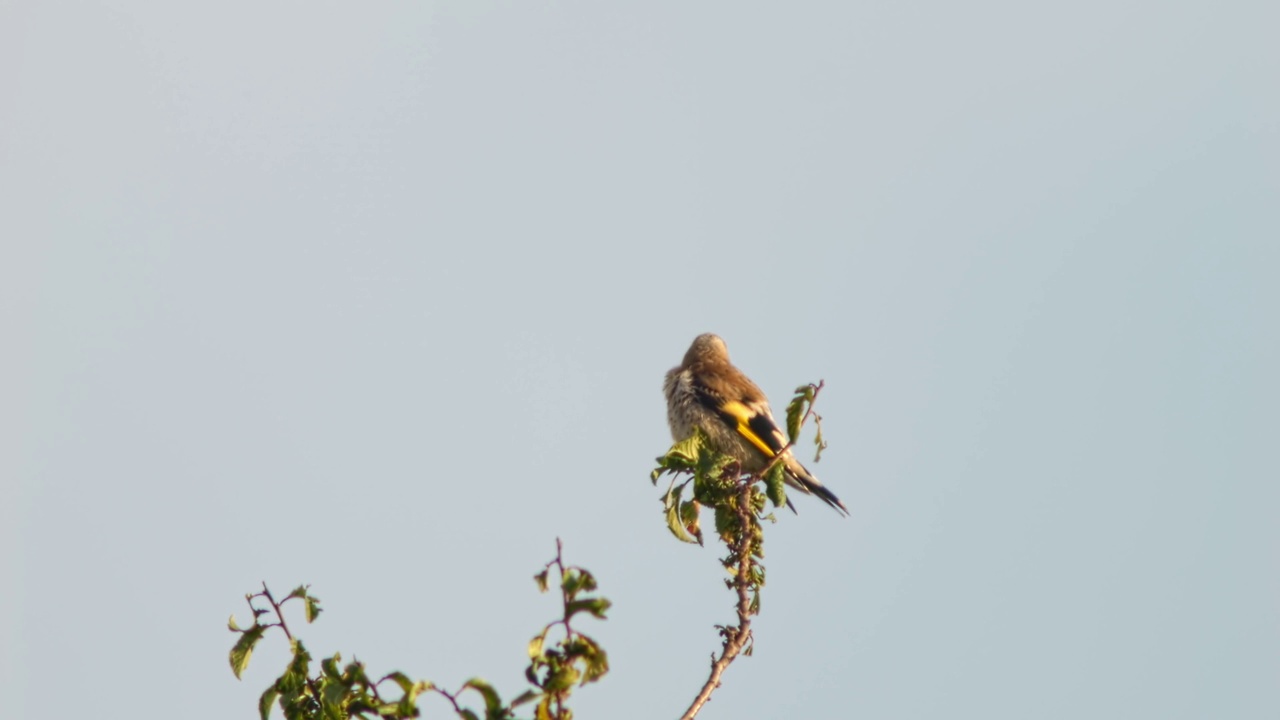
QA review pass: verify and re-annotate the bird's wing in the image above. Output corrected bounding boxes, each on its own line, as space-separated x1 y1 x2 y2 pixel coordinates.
715 399 788 459
690 369 788 459
691 365 848 516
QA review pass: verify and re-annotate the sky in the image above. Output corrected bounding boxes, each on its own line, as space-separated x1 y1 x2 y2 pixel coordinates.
2 1 1277 718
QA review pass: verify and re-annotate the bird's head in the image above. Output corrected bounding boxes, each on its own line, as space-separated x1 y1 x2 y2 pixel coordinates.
683 333 730 368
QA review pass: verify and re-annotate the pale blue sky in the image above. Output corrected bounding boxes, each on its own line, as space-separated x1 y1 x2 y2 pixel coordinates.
2 1 1277 718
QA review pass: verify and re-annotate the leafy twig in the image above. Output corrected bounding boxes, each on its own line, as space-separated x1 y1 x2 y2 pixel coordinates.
652 379 828 720
229 541 609 720
679 477 758 720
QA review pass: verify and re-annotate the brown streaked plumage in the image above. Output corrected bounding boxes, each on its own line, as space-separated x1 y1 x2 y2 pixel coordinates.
664 333 848 515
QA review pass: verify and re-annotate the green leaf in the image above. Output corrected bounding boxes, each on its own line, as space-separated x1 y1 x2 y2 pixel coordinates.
566 635 609 684
275 669 302 707
284 639 312 686
321 655 341 679
285 585 308 601
764 462 788 509
320 676 350 716
528 633 546 660
228 614 242 632
667 431 704 464
385 671 414 694
229 625 266 679
583 646 610 684
785 386 813 443
565 598 612 620
344 659 370 686
511 690 539 707
665 480 683 508
408 680 433 704
258 686 280 720
463 678 502 714
561 568 597 595
652 431 704 483
304 596 322 623
560 569 582 596
383 674 431 716
533 569 550 593
458 710 481 720
545 666 580 691
664 483 699 544
713 504 735 539
694 439 737 482
679 499 703 546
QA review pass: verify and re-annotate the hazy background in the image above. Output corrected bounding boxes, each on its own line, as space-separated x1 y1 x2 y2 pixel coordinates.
3 1 1277 718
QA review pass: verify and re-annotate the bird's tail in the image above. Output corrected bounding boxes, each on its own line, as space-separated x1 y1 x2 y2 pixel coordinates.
783 456 849 516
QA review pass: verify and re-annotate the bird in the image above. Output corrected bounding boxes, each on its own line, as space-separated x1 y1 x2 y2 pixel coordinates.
664 333 848 515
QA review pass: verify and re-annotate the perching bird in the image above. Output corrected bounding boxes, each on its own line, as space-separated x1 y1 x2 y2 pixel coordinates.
664 333 848 515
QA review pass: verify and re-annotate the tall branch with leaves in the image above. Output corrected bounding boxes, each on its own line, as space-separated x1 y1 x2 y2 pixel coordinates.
230 381 835 720
228 540 610 720
650 382 828 720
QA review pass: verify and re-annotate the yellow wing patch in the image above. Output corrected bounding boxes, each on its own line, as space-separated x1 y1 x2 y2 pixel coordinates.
721 400 779 458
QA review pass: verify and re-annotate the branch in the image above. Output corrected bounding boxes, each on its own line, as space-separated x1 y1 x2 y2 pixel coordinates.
679 476 758 720
766 379 825 476
252 584 323 702
654 379 829 719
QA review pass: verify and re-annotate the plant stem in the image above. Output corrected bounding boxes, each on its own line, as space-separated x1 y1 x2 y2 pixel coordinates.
679 479 756 720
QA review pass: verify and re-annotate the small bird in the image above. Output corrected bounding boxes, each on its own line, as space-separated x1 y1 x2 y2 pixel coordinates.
664 333 848 515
